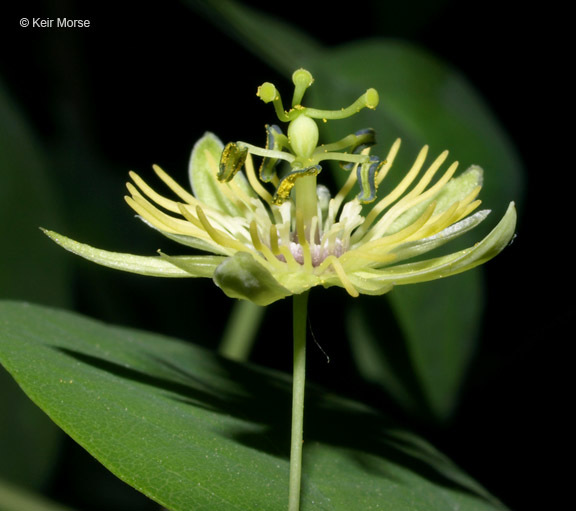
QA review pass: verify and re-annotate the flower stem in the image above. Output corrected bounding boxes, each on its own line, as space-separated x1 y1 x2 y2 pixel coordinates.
288 291 309 511
219 301 265 362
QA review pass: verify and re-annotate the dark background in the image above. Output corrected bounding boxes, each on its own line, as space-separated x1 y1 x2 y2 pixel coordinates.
0 1 569 510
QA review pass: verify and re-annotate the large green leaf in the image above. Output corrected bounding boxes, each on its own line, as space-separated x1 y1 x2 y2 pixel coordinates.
0 301 508 511
186 1 524 422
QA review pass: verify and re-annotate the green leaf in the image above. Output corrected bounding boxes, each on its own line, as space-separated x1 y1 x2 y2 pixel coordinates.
0 301 508 511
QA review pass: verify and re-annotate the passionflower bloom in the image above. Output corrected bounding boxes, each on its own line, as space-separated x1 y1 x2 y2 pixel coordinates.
44 69 516 306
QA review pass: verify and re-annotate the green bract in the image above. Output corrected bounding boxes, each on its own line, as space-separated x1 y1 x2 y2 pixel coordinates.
44 70 516 306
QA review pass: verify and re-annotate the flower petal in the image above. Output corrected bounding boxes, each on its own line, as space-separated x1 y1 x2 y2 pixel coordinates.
189 132 254 216
390 209 491 263
387 165 483 235
350 202 516 286
135 217 232 255
42 229 222 278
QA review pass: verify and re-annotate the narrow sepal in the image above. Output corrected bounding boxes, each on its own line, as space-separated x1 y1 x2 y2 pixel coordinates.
41 229 202 277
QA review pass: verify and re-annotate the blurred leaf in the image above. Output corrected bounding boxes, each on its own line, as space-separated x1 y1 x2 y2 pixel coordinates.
0 301 509 511
187 0 322 74
307 41 522 422
347 272 484 421
0 478 76 511
308 41 523 216
184 2 524 422
0 78 69 487
391 273 484 419
0 78 71 305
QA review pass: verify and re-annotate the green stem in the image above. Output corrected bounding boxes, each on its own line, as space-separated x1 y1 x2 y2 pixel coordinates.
288 291 309 511
219 301 264 362
294 175 317 240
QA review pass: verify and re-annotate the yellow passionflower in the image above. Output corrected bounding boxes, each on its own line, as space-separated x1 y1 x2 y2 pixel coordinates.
44 69 516 306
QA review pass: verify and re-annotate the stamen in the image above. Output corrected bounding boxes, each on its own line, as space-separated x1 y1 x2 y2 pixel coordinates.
244 154 274 205
406 201 460 242
249 220 284 268
345 202 437 263
195 206 249 253
177 203 209 230
127 173 183 213
452 187 482 218
456 199 482 222
332 166 360 214
295 210 312 269
278 244 301 271
319 255 359 297
125 195 206 238
352 145 429 242
309 216 320 245
405 150 450 198
269 225 281 255
372 159 459 237
152 165 197 205
376 138 401 186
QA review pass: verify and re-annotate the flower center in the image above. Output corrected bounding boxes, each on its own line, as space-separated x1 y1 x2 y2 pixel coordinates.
219 68 382 244
287 238 347 267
